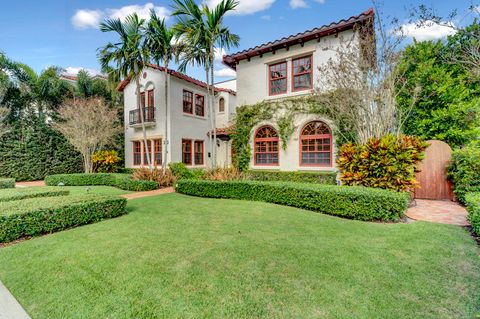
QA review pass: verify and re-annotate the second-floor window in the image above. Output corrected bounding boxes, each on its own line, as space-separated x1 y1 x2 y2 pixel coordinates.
183 90 193 114
219 97 225 113
147 89 154 107
292 56 313 91
140 92 146 108
269 62 287 95
195 94 204 117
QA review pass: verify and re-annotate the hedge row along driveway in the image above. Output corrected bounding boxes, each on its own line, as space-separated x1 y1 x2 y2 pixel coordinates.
176 180 410 221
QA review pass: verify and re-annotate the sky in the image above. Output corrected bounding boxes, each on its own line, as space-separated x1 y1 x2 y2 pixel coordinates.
0 0 475 82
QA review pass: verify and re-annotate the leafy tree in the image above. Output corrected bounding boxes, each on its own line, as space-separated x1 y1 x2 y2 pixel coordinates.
173 0 239 167
397 36 480 147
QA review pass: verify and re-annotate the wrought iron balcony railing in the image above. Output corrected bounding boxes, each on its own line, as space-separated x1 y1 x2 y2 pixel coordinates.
129 107 155 125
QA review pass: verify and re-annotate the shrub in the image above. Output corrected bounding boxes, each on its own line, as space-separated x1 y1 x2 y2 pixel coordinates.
0 178 15 189
44 173 158 191
465 192 480 235
0 195 127 243
169 162 198 179
175 180 409 221
244 170 337 184
0 187 69 202
448 141 480 204
203 167 242 181
132 167 175 188
337 134 428 192
92 150 121 173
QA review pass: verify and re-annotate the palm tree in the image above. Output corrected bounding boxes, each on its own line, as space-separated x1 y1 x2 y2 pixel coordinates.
98 13 153 170
144 10 177 167
172 0 239 168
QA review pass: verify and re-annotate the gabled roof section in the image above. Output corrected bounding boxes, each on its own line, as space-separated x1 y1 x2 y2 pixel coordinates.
116 64 236 95
222 8 374 70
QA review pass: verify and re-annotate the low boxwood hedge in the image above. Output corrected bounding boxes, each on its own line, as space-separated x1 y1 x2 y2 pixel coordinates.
0 195 127 243
0 187 69 202
0 178 15 189
465 192 480 235
244 170 337 185
44 173 158 191
175 180 410 221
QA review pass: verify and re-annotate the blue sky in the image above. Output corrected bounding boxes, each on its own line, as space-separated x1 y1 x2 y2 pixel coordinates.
0 0 475 82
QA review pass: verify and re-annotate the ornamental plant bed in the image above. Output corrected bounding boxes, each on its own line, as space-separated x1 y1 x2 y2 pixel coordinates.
0 195 127 243
45 173 158 191
175 180 409 221
244 170 337 184
0 187 69 202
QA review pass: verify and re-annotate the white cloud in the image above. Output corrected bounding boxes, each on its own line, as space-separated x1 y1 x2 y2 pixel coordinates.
205 0 276 15
399 20 457 41
214 67 236 78
64 67 103 77
72 3 169 29
107 3 169 21
71 9 103 29
214 48 227 61
290 0 308 9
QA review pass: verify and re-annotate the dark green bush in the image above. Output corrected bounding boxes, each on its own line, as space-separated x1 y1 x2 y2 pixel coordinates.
465 192 480 235
44 173 158 191
0 187 69 202
448 141 480 204
0 195 127 243
245 170 337 184
176 180 409 221
0 178 15 189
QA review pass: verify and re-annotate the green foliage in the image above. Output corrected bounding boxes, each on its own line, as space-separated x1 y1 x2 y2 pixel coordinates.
0 187 69 202
397 35 480 148
0 178 15 189
0 195 127 243
175 180 409 221
337 135 428 192
448 141 480 204
168 162 205 180
92 150 121 173
244 170 337 185
45 173 158 191
465 192 480 235
232 95 354 171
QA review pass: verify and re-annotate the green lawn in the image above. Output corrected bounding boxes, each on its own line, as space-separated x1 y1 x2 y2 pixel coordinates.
0 193 479 318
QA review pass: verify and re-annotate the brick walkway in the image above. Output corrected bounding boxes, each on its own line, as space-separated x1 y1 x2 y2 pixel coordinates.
121 187 175 200
15 181 46 188
406 199 469 226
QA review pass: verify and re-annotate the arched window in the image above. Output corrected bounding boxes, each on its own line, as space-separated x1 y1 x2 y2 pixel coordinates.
300 121 332 166
219 97 225 113
254 126 279 165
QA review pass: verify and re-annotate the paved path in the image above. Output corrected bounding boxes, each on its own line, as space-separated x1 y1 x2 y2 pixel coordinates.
121 187 175 199
406 199 469 226
0 281 30 319
15 180 45 188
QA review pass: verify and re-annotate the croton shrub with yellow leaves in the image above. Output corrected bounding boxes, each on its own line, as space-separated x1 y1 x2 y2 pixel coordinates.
337 135 428 192
92 150 121 173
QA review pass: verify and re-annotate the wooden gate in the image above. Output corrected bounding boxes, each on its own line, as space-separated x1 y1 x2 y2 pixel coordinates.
414 140 454 200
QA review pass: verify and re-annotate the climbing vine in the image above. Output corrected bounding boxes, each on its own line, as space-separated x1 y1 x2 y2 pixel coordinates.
231 94 355 171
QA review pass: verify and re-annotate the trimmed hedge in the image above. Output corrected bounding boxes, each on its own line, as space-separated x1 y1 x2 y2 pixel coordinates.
0 187 69 202
0 195 127 243
245 170 337 185
0 178 15 189
175 180 409 221
44 173 158 191
465 192 480 235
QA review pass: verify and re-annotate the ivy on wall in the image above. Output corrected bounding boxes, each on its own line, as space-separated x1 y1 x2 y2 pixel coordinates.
231 95 355 171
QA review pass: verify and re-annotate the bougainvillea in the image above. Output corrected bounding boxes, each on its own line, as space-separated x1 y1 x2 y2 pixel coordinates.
337 134 428 192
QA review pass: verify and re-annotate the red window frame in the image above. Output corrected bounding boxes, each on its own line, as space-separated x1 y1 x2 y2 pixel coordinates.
133 141 142 165
143 140 152 166
195 94 205 117
299 121 332 167
268 61 287 96
153 139 162 166
140 92 146 109
194 140 204 165
254 126 279 166
292 55 313 92
147 89 154 107
219 97 225 113
182 139 192 165
183 90 193 114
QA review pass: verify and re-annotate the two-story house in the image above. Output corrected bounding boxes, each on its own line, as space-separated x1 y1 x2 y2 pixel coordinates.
120 9 373 171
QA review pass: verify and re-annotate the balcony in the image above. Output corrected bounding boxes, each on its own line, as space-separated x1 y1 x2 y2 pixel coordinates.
129 107 156 126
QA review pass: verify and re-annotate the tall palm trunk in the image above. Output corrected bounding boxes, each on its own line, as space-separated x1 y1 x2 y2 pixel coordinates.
136 76 152 171
210 51 217 168
164 60 169 167
205 67 214 169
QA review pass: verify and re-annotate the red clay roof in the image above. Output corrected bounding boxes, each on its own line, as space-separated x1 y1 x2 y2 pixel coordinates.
222 8 374 69
116 64 236 95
